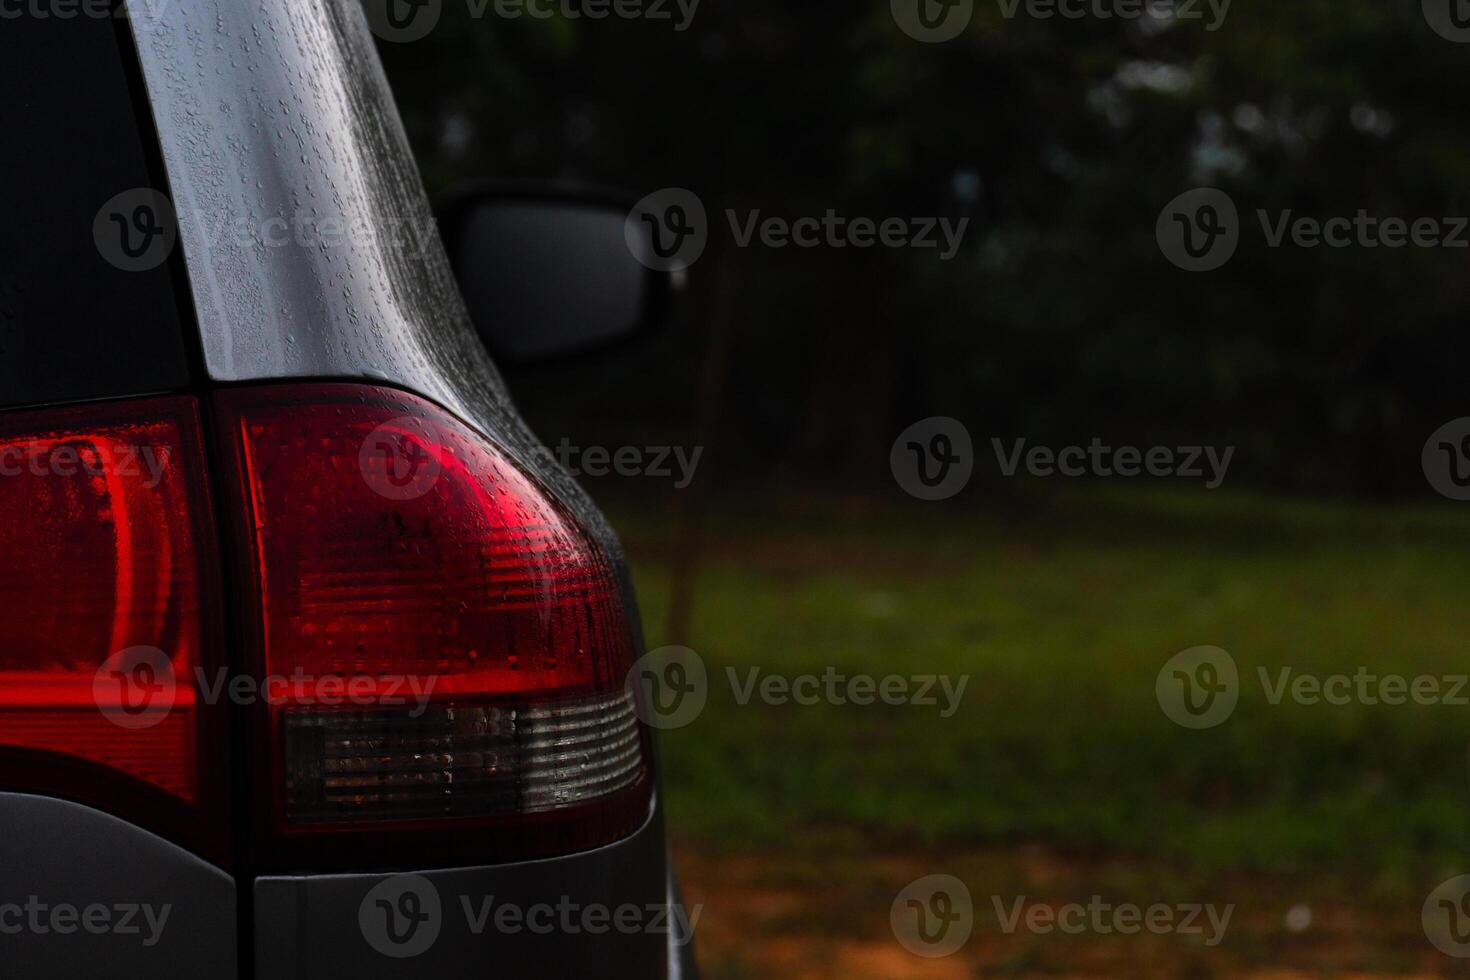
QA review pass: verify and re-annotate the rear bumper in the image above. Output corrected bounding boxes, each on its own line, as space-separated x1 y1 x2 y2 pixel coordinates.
0 792 696 979
256 796 697 979
0 793 236 980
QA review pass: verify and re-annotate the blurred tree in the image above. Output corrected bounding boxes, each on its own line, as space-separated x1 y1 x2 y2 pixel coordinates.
377 0 1470 496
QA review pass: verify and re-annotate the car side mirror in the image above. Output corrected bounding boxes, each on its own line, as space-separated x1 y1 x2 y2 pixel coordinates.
440 185 673 365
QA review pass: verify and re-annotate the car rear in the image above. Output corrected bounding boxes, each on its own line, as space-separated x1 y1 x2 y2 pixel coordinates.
0 1 692 977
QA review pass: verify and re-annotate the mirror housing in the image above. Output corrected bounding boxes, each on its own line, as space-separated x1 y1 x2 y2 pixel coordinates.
440 183 672 365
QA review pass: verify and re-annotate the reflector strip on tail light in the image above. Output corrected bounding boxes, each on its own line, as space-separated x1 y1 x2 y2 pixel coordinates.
0 396 226 860
216 384 652 870
282 690 644 823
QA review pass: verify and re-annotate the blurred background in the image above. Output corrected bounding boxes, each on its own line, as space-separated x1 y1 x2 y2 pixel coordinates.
376 1 1470 975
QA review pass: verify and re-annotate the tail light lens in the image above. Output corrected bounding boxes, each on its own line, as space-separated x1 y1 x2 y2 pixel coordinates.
217 384 651 870
0 397 227 860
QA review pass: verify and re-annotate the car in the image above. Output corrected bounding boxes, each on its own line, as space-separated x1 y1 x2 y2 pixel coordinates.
0 1 696 977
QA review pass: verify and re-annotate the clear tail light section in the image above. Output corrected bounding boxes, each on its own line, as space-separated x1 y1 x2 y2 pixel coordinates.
0 397 227 861
216 383 651 869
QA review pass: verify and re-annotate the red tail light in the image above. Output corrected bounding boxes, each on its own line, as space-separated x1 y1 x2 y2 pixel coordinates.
0 397 227 860
216 384 651 870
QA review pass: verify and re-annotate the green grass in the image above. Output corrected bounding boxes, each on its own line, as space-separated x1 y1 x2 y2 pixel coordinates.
615 487 1470 882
